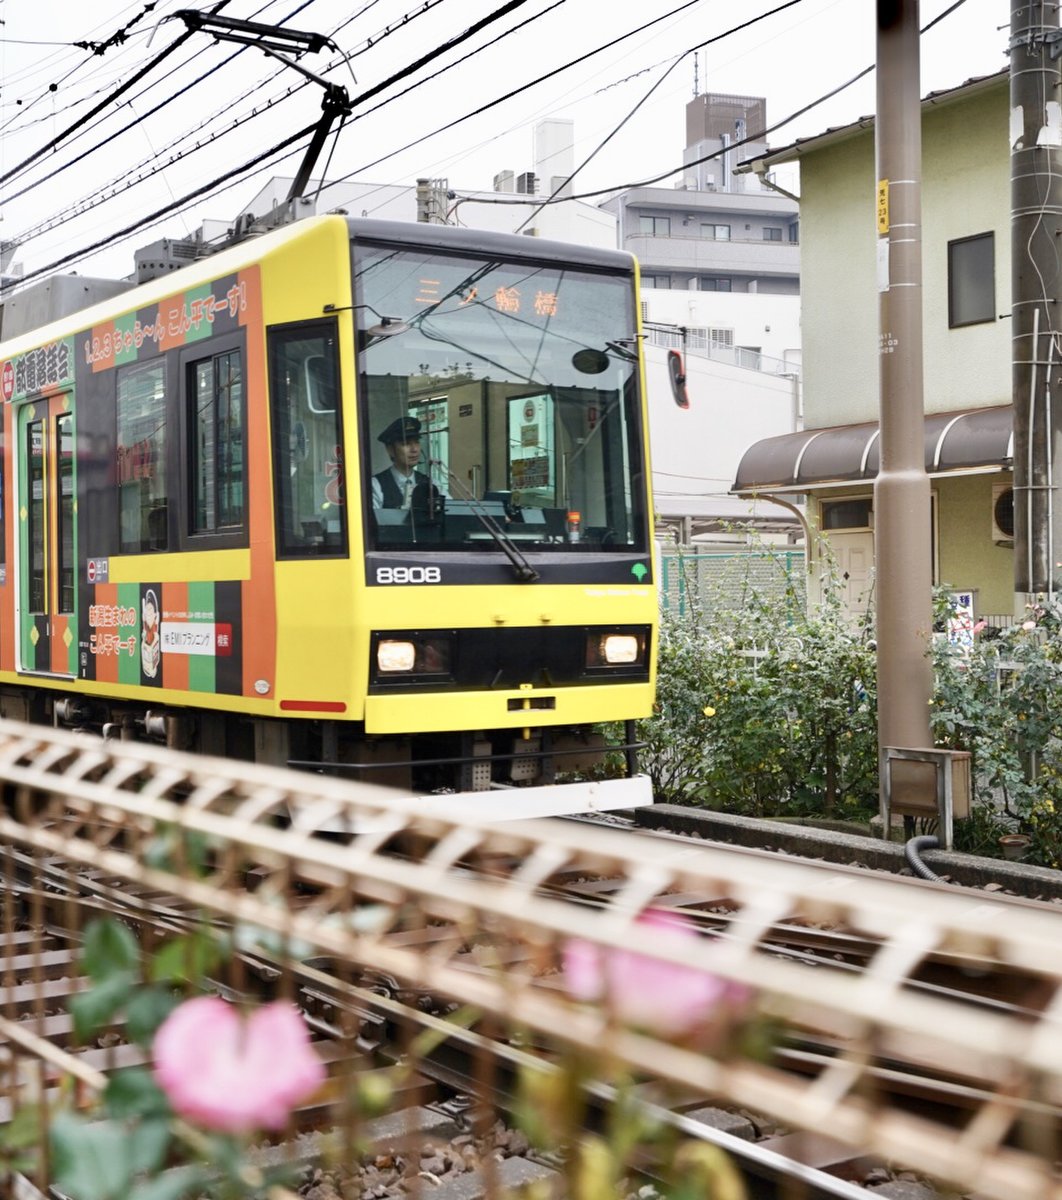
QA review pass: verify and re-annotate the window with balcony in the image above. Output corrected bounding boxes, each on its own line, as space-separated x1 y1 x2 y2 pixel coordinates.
700 277 732 292
641 273 671 289
700 223 731 240
948 232 995 327
638 216 671 237
763 227 783 241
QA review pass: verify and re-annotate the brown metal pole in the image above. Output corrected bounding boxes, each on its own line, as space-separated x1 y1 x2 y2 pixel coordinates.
875 1 934 807
1011 0 1062 599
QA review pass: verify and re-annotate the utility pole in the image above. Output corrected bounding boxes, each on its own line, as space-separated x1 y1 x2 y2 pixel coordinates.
1010 1 1062 602
874 1 934 798
416 178 451 224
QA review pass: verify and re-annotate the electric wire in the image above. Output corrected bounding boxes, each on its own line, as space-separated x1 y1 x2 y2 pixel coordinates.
7 0 446 236
0 1 178 133
511 0 804 234
2 0 321 205
0 17 208 185
7 0 545 282
535 0 973 203
10 0 555 249
0 0 317 178
327 0 707 189
7 0 973 281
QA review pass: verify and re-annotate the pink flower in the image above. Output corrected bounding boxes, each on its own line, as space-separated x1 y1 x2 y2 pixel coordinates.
562 909 751 1036
972 620 987 634
1023 620 1037 631
153 997 325 1133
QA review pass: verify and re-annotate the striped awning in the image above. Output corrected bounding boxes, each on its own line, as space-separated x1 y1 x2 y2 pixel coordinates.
732 405 1013 494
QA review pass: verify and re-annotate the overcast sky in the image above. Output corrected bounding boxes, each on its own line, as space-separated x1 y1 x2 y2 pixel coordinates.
0 0 1010 282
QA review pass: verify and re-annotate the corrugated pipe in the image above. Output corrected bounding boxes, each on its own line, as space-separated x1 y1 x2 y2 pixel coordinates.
904 835 942 882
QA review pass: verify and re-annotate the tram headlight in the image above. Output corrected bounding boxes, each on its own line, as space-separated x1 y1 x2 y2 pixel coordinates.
602 634 639 664
377 639 417 673
585 628 648 669
373 632 454 681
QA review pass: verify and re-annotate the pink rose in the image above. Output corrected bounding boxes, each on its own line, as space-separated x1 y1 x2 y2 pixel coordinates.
562 909 752 1036
153 997 325 1133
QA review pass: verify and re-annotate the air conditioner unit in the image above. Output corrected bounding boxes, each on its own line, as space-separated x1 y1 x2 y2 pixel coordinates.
991 483 1015 547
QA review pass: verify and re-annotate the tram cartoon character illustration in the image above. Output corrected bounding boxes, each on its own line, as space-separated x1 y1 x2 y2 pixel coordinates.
141 589 160 679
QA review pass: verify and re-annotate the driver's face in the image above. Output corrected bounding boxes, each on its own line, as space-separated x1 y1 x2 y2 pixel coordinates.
389 437 421 474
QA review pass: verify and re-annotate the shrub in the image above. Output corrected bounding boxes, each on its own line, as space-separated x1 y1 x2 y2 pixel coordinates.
931 593 1062 867
641 541 878 819
644 548 1062 868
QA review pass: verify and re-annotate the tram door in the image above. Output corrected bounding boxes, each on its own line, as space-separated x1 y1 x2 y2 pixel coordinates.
17 394 78 676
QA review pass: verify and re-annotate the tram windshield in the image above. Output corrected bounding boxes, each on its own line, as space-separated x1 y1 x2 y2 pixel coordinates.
354 243 648 553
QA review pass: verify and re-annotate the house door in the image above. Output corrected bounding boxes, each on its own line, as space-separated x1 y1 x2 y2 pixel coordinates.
18 394 78 676
830 530 875 625
819 496 875 627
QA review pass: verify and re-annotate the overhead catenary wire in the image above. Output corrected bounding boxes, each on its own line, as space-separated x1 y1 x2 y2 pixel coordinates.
511 0 804 234
0 0 195 138
7 0 973 282
9 0 665 249
0 0 869 274
4 0 482 231
0 15 213 186
7 0 545 284
1 0 323 206
535 0 972 203
9 0 434 238
325 0 706 191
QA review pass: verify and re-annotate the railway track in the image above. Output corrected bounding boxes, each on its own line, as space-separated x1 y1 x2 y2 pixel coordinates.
0 719 1061 1198
2 846 879 1200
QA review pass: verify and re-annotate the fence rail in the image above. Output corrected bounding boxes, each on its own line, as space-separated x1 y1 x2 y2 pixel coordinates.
659 549 806 618
0 720 1061 1198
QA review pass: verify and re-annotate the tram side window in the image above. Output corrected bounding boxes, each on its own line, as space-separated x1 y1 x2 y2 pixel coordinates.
117 360 168 554
27 420 44 612
189 349 244 535
268 323 346 558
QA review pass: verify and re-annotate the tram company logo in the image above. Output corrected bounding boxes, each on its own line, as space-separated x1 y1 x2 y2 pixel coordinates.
0 361 13 402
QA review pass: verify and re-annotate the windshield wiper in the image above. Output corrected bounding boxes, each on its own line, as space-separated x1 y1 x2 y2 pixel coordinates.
443 469 539 583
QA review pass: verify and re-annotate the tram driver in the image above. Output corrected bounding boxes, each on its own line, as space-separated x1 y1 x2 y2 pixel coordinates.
371 416 445 511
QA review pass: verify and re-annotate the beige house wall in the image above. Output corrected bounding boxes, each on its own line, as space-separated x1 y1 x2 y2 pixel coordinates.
800 78 1011 428
935 474 1016 619
791 76 1018 620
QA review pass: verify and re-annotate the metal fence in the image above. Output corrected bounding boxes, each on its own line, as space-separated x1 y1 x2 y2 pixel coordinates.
0 722 1061 1199
659 549 806 619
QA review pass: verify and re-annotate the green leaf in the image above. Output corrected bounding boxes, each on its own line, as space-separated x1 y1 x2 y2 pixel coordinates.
83 917 140 982
0 1100 43 1151
127 1165 210 1200
50 1113 131 1200
127 1115 173 1176
126 986 181 1046
104 1067 170 1120
149 932 223 984
70 971 135 1041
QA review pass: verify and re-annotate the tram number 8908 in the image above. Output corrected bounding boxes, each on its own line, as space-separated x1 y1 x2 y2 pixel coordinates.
375 566 443 584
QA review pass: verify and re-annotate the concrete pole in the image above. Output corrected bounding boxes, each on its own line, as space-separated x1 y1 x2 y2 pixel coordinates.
874 0 934 791
1011 1 1062 601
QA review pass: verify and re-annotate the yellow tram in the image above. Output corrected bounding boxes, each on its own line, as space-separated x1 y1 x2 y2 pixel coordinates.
0 214 657 811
